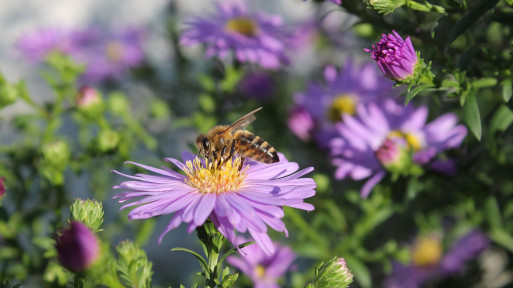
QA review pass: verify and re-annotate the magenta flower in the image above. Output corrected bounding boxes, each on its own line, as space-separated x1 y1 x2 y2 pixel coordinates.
55 222 100 273
180 1 290 69
330 99 467 197
365 30 418 81
386 230 489 288
113 151 315 255
227 238 296 288
289 61 394 147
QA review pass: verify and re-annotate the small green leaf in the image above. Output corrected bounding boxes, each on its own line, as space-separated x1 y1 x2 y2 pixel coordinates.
463 89 482 140
489 105 513 138
457 45 481 71
485 196 503 230
218 241 255 265
446 0 500 46
502 79 512 102
490 229 513 253
405 85 427 106
171 247 208 272
345 255 371 288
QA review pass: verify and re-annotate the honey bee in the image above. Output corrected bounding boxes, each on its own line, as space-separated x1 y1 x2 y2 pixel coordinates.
195 107 279 165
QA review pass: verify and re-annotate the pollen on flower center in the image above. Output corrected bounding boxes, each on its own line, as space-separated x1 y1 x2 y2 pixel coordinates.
105 41 124 62
411 236 443 267
327 94 356 122
226 17 258 37
255 265 266 278
184 157 247 194
387 130 422 151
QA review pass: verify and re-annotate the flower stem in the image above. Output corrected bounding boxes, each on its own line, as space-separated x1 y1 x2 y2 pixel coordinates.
196 221 225 288
73 275 84 288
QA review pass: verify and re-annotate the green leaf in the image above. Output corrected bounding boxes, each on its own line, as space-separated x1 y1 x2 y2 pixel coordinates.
502 79 512 102
446 0 500 46
490 229 513 253
463 89 481 140
489 105 513 138
485 196 503 230
218 241 255 266
405 85 428 106
457 45 481 71
345 255 371 288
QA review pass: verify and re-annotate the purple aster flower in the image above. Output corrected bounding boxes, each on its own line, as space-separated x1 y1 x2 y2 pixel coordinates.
113 151 316 255
238 72 275 101
303 0 342 4
180 1 290 69
227 238 296 288
55 222 100 274
364 30 418 81
290 61 394 147
288 106 315 142
330 99 467 197
80 27 145 83
386 230 489 288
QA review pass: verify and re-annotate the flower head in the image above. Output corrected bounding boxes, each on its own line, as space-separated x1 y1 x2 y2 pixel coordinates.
113 151 316 255
330 99 467 197
180 1 290 69
0 177 5 199
290 61 394 147
55 222 100 273
227 238 296 288
386 230 489 288
365 30 418 81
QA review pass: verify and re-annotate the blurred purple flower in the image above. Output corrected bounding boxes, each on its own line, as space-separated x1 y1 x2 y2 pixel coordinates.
289 61 394 147
288 106 315 142
17 27 145 83
81 27 145 83
365 30 418 81
180 1 290 69
386 230 489 288
330 99 467 197
303 0 341 4
238 72 275 101
228 238 296 288
55 222 100 274
113 151 315 255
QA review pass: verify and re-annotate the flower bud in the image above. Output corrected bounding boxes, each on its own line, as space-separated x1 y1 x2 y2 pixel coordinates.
0 177 5 200
310 257 354 288
116 240 153 287
70 199 104 233
96 129 120 152
108 92 130 116
55 222 100 274
75 86 104 119
376 138 409 172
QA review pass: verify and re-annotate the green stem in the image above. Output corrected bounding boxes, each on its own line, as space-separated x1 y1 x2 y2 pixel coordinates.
73 275 84 288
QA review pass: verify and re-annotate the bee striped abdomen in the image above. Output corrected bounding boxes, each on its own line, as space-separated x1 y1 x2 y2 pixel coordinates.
236 132 279 164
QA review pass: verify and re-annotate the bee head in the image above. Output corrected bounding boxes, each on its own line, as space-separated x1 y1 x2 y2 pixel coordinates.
195 134 211 158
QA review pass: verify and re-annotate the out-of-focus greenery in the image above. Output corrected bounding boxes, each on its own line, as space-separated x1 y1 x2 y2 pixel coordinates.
1 0 513 287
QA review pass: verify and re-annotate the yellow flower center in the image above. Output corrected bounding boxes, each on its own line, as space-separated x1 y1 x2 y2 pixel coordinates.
226 17 258 37
411 236 443 267
327 94 356 122
105 41 124 62
255 265 266 278
184 157 247 194
387 130 422 151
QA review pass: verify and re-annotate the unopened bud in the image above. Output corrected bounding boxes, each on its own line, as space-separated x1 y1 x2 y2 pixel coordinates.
368 0 406 14
70 199 104 233
309 257 353 288
55 222 100 274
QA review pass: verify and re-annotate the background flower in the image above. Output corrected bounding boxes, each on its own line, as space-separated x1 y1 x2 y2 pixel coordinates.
55 222 100 274
180 1 290 69
227 238 296 288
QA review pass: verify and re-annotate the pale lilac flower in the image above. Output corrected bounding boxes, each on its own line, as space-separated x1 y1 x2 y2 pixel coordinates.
228 238 296 288
180 1 290 69
81 27 145 83
289 61 394 147
288 106 315 142
76 86 101 108
330 99 467 197
365 30 418 81
113 151 316 255
386 230 489 288
55 222 100 273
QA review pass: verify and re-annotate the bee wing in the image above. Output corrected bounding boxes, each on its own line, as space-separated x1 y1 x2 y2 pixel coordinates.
219 107 263 135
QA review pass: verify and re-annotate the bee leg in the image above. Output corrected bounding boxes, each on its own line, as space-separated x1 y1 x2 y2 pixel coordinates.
238 157 246 171
217 145 228 168
220 141 236 167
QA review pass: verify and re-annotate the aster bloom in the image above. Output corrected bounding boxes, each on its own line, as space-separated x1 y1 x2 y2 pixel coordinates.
55 222 100 274
330 99 467 197
81 27 145 83
365 30 418 81
289 61 394 147
227 239 296 288
180 1 290 69
113 151 316 255
386 230 489 288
